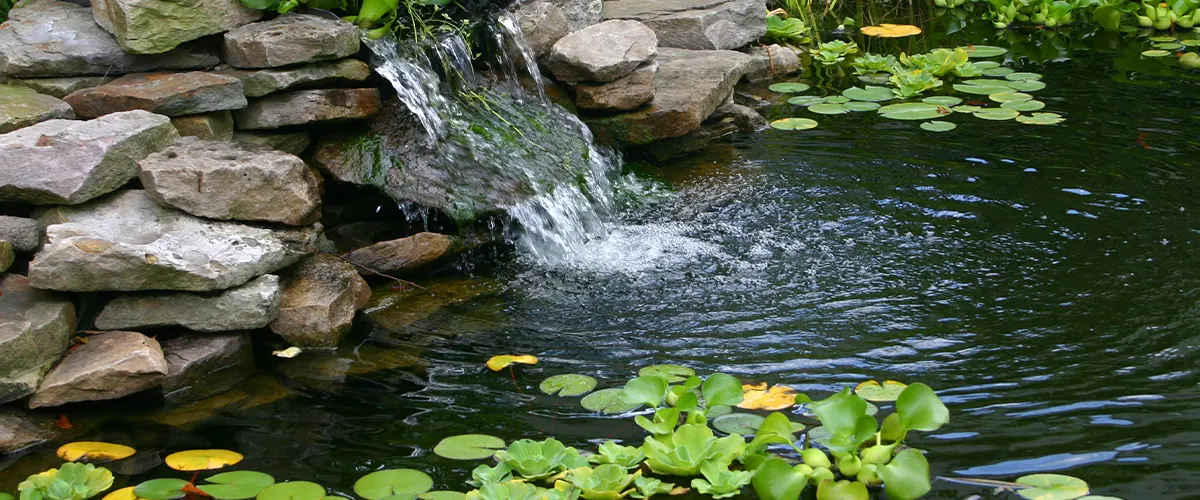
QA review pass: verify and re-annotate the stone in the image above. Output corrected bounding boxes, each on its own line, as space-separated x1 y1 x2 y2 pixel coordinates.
64 72 246 119
512 1 570 58
550 0 604 31
94 275 282 332
575 61 656 111
742 44 801 82
584 47 750 145
222 14 361 69
0 216 42 253
0 411 47 453
640 118 737 160
93 0 262 54
602 0 765 50
233 89 381 130
343 233 462 274
232 131 311 156
0 0 220 78
3 77 116 99
160 332 254 404
171 111 235 140
30 190 321 292
711 102 767 131
217 59 372 98
28 331 168 409
0 242 12 272
547 20 658 82
139 137 322 225
0 275 75 405
0 111 178 205
269 254 370 348
0 85 75 134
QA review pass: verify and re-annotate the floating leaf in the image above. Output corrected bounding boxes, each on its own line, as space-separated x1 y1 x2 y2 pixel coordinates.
972 61 1002 69
809 103 849 115
354 469 433 500
787 96 827 106
770 118 818 131
1148 35 1179 42
953 84 1010 95
1004 72 1043 81
842 86 895 102
739 384 797 410
878 102 947 120
855 380 909 401
982 67 1014 77
1015 474 1089 500
861 23 922 37
1076 497 1122 500
165 450 243 471
823 96 851 104
257 482 325 500
135 479 189 500
843 101 881 112
1007 80 1046 92
433 434 505 460
200 472 276 500
815 479 868 500
103 487 137 500
896 383 950 431
581 388 642 414
959 45 1008 58
752 458 809 500
858 73 891 85
419 493 466 500
1002 99 1045 111
921 96 962 106
623 375 670 407
1016 112 1065 125
975 108 1019 120
954 105 983 113
272 347 302 358
702 373 745 407
1152 42 1183 50
988 92 1031 103
486 355 537 371
58 442 136 462
877 449 932 500
1141 49 1171 58
711 414 766 435
1181 39 1200 46
639 365 695 383
768 82 811 93
539 374 597 397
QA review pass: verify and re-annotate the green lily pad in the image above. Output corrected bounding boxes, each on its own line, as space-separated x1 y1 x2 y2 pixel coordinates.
855 380 909 401
539 374 597 397
354 470 433 500
1181 39 1200 46
134 479 189 500
706 404 734 419
581 388 643 413
1016 112 1065 125
982 67 1014 77
711 413 766 435
843 101 882 112
257 482 326 500
1004 72 1043 81
200 472 276 500
959 45 1008 58
433 434 505 460
953 84 1010 95
920 121 956 132
989 91 1032 103
769 118 819 131
787 96 826 106
768 82 811 93
1076 497 1122 500
953 105 983 113
639 365 695 383
823 96 851 104
1148 35 1178 42
1001 99 1045 111
1153 42 1183 50
1015 474 1089 500
974 108 1020 120
878 102 948 120
842 86 895 102
809 103 850 115
960 78 1012 87
1007 80 1046 91
972 61 1002 69
858 73 891 85
418 493 466 500
1142 49 1172 57
921 96 962 106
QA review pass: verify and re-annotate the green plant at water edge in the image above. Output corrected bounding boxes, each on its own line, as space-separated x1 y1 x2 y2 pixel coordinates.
888 69 943 98
689 462 753 499
495 439 590 481
642 424 745 476
589 442 645 470
561 465 639 500
764 12 812 45
0 0 13 23
851 53 897 75
814 40 859 65
18 464 113 500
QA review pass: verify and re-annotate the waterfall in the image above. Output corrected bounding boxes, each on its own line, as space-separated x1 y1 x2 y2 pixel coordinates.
496 12 546 101
364 35 449 144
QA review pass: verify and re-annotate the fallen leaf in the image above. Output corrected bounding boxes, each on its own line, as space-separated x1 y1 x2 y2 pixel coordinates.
738 384 798 410
272 346 302 358
58 442 137 462
165 449 244 471
486 355 538 372
56 414 73 430
860 23 922 37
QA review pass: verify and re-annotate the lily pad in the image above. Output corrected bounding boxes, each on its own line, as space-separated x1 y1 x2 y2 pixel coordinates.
988 91 1032 103
982 67 1014 77
768 82 811 93
1152 42 1183 50
858 73 891 85
843 101 882 112
134 479 189 500
419 493 467 500
1016 112 1065 125
354 470 433 500
1007 80 1047 92
165 449 243 471
954 105 983 113
1148 35 1178 42
486 355 537 371
878 102 948 120
639 364 695 383
1142 49 1171 58
433 434 505 460
974 108 1020 120
953 84 1010 95
257 482 326 500
58 442 136 463
823 96 851 104
769 118 819 131
739 383 798 410
921 96 962 106
102 487 137 500
854 380 909 401
1181 39 1200 46
1004 72 1043 81
842 86 895 102
1001 99 1045 111
581 388 643 414
959 45 1008 58
920 121 956 132
711 413 766 435
1015 474 1089 500
787 96 826 106
539 374 598 396
973 61 1002 69
860 23 922 37
200 471 276 500
809 103 850 115
960 78 1012 87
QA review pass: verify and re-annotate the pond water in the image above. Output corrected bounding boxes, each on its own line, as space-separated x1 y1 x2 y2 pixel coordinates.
5 25 1200 500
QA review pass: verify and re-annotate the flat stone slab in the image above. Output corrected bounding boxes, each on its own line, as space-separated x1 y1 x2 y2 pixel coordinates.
0 216 41 253
161 332 254 404
0 0 220 78
218 59 372 98
602 0 764 50
233 88 381 130
576 61 657 111
3 76 116 99
95 274 282 332
0 275 75 405
93 0 262 55
547 20 658 82
30 190 321 292
29 331 168 409
233 131 311 155
0 111 178 205
222 14 360 69
270 254 370 348
64 72 246 119
171 111 235 141
344 233 463 274
0 85 75 134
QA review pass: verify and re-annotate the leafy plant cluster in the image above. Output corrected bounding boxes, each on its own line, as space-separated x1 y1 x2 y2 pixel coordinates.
0 0 14 24
235 0 467 40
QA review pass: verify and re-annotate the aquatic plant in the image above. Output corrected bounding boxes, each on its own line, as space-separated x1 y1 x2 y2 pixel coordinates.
561 465 639 500
18 464 113 500
851 53 897 75
813 40 859 65
689 462 753 499
495 439 589 480
764 13 812 46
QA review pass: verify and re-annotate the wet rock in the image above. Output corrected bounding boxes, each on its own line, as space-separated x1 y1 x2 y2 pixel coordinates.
602 0 765 50
217 59 372 98
550 0 604 31
742 44 801 82
513 1 570 58
3 76 116 99
548 20 657 82
0 275 75 405
275 344 426 389
137 373 290 428
575 61 656 111
28 331 168 409
365 276 504 331
222 14 360 69
0 242 12 272
64 72 246 119
344 233 462 275
30 190 320 292
711 102 767 131
232 131 311 156
0 111 178 205
0 411 47 453
0 216 42 253
640 118 737 160
233 89 381 130
0 85 75 134
139 137 322 225
93 0 262 54
0 0 220 78
160 332 254 404
94 275 282 332
584 47 750 145
269 254 370 348
171 111 235 140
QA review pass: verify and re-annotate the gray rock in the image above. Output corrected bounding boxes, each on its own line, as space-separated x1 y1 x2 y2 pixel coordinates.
30 190 320 292
0 411 47 453
344 233 462 274
0 0 220 78
0 275 75 405
547 20 658 82
711 102 767 131
550 0 604 31
3 76 116 99
28 331 168 409
232 131 311 156
93 0 262 54
171 111 235 140
0 242 12 272
222 14 361 69
269 254 370 348
640 115 737 160
602 0 765 50
139 137 322 225
160 332 254 404
0 111 178 205
575 60 656 111
0 85 75 134
512 1 569 58
0 216 42 253
233 88 381 130
742 44 801 82
217 59 372 98
64 72 246 119
94 275 282 332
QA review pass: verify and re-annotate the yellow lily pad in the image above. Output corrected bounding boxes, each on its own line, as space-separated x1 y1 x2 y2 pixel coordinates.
860 23 922 37
738 383 797 410
165 449 244 471
854 380 908 402
486 354 538 371
58 442 137 462
102 487 138 500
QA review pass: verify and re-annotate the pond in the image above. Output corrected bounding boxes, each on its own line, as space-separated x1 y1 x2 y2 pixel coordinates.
5 23 1200 500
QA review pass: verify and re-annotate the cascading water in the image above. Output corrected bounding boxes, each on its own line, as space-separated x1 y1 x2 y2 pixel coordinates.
364 35 450 144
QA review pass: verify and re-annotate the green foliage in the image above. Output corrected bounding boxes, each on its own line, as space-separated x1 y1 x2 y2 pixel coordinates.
198 471 275 500
752 459 808 500
635 408 680 436
764 14 811 45
629 477 672 500
621 376 669 408
19 464 113 500
561 465 639 500
0 0 13 23
876 450 931 500
689 462 752 499
354 469 434 500
589 442 645 470
813 41 859 65
469 464 513 488
700 374 744 408
495 439 589 481
642 424 745 476
851 53 897 75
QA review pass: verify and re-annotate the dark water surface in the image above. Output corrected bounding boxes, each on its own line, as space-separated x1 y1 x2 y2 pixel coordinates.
5 28 1200 499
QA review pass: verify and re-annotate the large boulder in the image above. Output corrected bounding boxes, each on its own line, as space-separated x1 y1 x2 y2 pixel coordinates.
0 85 75 134
139 137 322 225
602 0 765 50
0 111 178 205
550 0 604 31
343 233 463 274
3 76 116 99
217 59 372 98
0 216 41 253
0 275 75 405
160 332 254 404
547 20 657 82
28 331 168 409
233 89 381 130
64 72 246 119
512 2 570 58
92 0 262 55
222 14 360 69
171 111 235 140
575 61 656 111
0 0 219 78
233 131 311 156
742 44 801 82
269 254 370 348
94 275 282 332
30 190 321 292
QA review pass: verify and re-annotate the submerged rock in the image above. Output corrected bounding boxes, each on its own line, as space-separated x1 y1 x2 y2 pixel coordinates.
222 14 361 69
233 88 381 130
0 411 47 453
575 61 657 111
547 20 658 82
0 275 75 405
160 332 255 404
601 0 765 50
0 216 42 253
64 72 246 119
233 131 311 155
93 0 262 54
171 111 235 140
217 59 372 98
30 190 320 292
28 331 168 409
3 77 116 99
513 1 570 58
94 275 282 332
343 233 463 274
269 254 370 348
0 85 75 134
